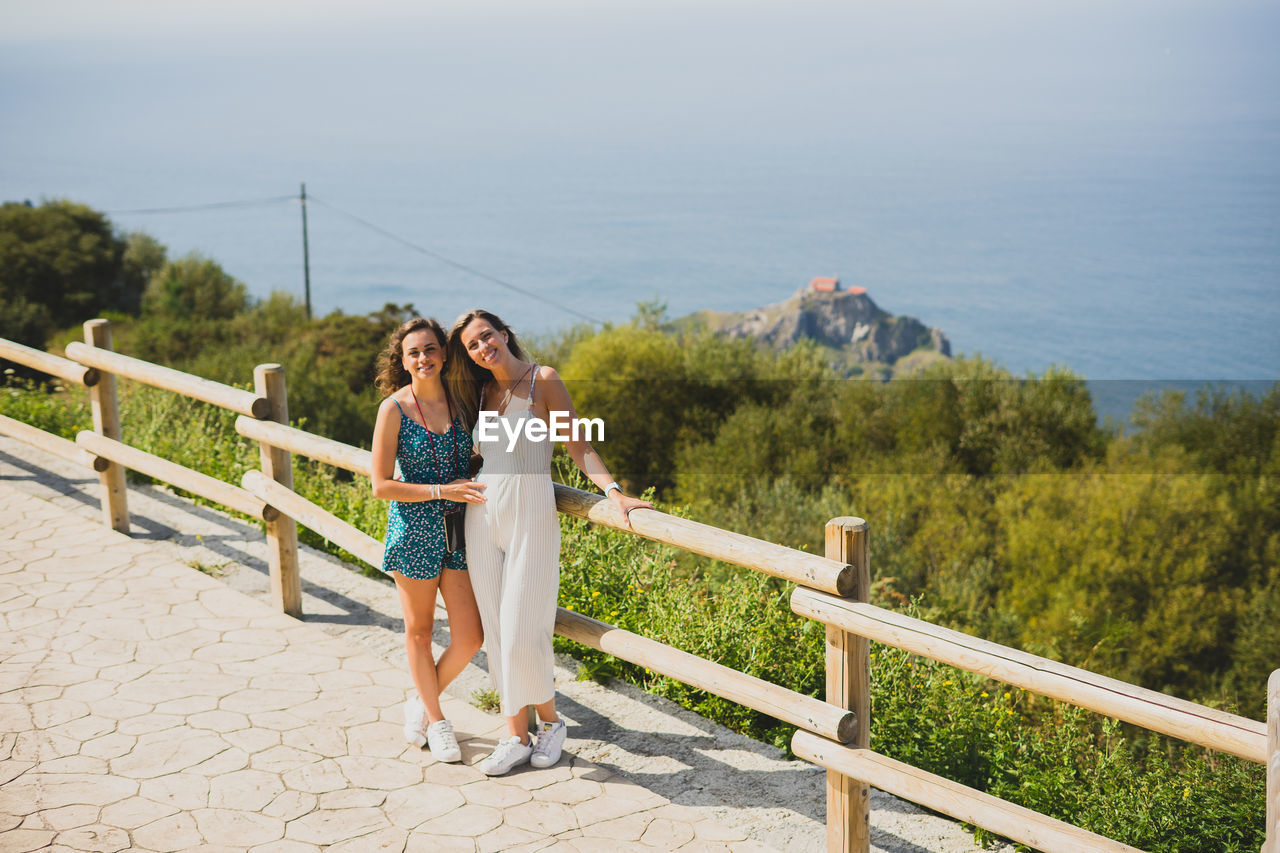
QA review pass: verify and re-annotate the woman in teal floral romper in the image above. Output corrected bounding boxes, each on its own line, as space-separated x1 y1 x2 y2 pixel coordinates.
371 317 487 763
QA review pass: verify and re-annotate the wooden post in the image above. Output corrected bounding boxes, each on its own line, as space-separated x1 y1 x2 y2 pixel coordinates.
1268 669 1279 853
824 517 870 853
254 364 301 617
84 320 129 533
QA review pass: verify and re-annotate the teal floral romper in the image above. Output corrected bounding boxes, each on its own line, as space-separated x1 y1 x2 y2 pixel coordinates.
381 398 472 579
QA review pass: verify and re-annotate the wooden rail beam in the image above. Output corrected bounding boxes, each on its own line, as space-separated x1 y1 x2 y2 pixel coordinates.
0 338 98 386
555 607 856 744
555 484 855 596
792 731 1145 853
0 414 107 472
66 340 270 418
76 431 276 522
234 415 373 475
791 587 1268 763
241 470 383 567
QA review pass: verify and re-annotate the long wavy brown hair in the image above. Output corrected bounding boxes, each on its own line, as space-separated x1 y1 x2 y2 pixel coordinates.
444 309 528 430
374 317 448 397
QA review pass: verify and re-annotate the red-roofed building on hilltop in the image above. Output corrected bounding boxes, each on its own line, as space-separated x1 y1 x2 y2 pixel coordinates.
848 285 867 295
809 276 839 292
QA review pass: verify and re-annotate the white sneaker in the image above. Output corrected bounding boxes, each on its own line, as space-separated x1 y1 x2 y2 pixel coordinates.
403 696 427 748
426 719 462 763
530 720 566 769
476 735 532 776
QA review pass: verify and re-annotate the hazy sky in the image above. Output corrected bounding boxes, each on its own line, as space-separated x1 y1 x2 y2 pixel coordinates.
5 0 1277 163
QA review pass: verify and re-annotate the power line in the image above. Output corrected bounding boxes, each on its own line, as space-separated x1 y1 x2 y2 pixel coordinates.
307 194 604 326
108 195 296 215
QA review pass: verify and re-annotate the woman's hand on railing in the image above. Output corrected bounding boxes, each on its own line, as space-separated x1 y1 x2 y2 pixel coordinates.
609 491 653 529
441 478 487 504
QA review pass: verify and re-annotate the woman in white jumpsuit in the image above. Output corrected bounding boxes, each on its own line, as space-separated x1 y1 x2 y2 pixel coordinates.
446 309 651 776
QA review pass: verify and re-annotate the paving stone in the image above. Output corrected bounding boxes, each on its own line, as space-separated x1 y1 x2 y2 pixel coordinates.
0 828 56 852
132 812 204 852
193 808 286 847
335 754 423 790
0 773 137 815
110 707 176 734
208 769 286 810
12 730 81 762
579 811 652 841
286 807 391 846
318 788 388 809
250 744 321 773
0 760 33 787
325 826 409 852
249 841 322 853
48 714 117 743
262 789 317 821
405 833 476 852
495 764 575 790
248 710 309 732
138 773 211 810
693 819 750 842
346 720 408 758
81 732 136 760
281 757 347 794
290 696 381 727
422 760 486 788
99 796 180 830
110 729 229 779
504 799 580 835
38 754 110 774
281 724 347 758
223 728 281 754
414 802 502 838
476 823 546 852
29 697 90 728
640 818 696 849
187 709 251 733
19 803 99 831
51 824 131 852
314 668 375 691
534 778 604 805
154 695 219 716
459 779 534 809
383 782 467 829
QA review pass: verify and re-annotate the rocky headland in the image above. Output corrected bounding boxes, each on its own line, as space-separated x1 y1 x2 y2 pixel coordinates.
679 285 951 378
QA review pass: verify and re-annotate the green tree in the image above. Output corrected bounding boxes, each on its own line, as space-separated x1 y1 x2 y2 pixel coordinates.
0 199 143 347
142 253 249 320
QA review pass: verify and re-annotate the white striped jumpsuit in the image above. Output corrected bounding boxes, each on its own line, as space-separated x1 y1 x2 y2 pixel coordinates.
465 368 560 717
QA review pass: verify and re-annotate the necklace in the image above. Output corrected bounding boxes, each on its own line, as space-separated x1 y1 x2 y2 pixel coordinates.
497 363 535 414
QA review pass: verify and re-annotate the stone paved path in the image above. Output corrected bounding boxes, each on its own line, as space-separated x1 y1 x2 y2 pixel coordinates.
0 482 770 852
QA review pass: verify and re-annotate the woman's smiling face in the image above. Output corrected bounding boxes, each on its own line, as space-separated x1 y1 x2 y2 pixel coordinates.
401 328 445 379
460 318 508 369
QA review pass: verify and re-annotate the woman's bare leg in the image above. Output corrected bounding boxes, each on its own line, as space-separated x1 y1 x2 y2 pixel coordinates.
393 572 446 722
436 567 484 691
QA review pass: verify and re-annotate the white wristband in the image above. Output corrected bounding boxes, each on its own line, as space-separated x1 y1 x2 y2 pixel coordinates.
604 482 621 497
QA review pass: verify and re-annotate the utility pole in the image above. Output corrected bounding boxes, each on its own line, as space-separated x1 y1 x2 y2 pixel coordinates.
300 182 312 321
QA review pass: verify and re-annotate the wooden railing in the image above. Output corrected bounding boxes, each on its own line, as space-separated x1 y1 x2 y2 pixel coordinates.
2 320 1277 853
